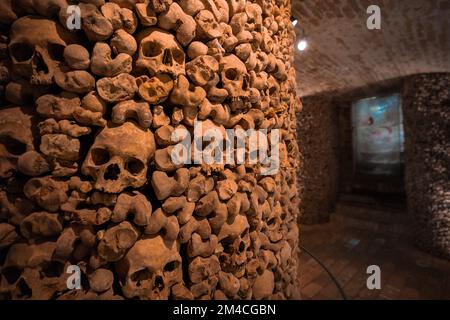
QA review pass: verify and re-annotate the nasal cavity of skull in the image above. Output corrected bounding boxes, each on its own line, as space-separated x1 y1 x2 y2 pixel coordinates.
104 163 121 181
16 278 32 299
35 51 49 73
162 49 173 66
1 267 22 285
238 240 246 253
91 148 110 166
131 269 153 288
10 42 35 62
0 136 27 155
243 76 249 90
154 275 164 290
125 158 144 175
160 48 184 66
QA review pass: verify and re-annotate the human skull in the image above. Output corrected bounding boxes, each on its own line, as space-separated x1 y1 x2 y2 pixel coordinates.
116 236 182 300
81 122 156 193
217 214 250 274
262 201 283 242
220 54 248 100
0 242 68 300
0 107 34 178
9 16 76 86
136 28 185 78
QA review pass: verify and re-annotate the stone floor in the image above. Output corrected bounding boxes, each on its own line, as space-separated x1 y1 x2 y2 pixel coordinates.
297 216 450 300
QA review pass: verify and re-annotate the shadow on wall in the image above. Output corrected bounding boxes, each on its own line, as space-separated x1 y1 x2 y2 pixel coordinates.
296 95 339 224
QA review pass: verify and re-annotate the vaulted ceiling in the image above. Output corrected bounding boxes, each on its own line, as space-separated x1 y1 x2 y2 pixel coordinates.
292 0 450 97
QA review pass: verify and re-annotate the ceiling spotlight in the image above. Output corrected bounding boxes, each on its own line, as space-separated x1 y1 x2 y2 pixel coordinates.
297 39 308 51
291 16 298 27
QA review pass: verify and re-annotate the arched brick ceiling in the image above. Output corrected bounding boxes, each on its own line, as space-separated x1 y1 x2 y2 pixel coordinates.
292 0 450 97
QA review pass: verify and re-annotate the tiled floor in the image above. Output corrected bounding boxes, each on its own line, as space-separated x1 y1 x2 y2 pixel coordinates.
298 217 450 300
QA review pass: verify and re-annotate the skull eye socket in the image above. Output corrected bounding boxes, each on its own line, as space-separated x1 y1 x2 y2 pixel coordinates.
47 43 66 61
91 148 110 165
10 42 35 62
131 269 153 287
163 260 180 273
225 68 238 80
0 136 27 155
40 261 65 278
125 158 145 175
267 217 276 226
171 49 185 64
142 41 163 58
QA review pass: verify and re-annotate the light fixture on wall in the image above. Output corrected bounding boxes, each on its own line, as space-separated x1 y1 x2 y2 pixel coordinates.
297 26 308 52
291 16 298 27
297 39 308 51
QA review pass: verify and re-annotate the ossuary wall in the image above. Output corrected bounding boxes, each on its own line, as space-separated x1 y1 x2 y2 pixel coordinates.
403 73 450 260
0 0 300 299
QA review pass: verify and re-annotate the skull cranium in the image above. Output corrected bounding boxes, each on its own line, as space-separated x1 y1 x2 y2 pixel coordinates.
217 214 250 274
220 54 248 100
136 28 185 78
81 121 156 193
116 235 182 300
9 16 76 86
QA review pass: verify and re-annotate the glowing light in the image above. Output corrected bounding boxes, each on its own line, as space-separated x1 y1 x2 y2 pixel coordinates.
297 40 308 51
292 19 298 27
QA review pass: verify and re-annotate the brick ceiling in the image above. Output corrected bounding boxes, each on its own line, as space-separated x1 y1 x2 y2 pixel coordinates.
292 0 450 97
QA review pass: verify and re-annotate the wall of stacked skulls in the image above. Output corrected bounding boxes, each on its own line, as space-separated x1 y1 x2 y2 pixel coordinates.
0 0 301 299
296 95 339 224
402 73 450 260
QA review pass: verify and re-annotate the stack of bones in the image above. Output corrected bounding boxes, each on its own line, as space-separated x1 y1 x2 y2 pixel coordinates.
0 0 300 300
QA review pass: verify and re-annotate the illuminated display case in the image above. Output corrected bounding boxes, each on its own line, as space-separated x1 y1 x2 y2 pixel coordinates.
352 94 404 175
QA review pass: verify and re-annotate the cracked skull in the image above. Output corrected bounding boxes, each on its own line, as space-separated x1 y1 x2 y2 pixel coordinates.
81 122 156 193
136 28 185 78
116 236 182 300
9 16 76 86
